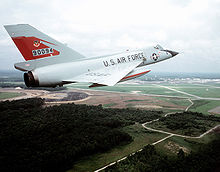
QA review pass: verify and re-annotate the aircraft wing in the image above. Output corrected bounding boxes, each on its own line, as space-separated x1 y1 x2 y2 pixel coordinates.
64 60 143 87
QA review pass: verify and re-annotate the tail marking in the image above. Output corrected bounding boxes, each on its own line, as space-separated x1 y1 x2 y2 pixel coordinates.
12 36 60 61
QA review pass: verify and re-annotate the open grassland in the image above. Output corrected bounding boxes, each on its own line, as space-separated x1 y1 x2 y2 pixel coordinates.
64 88 188 110
170 87 220 98
190 100 220 115
161 83 212 88
68 83 220 114
68 83 190 97
202 82 220 87
154 97 191 108
155 136 194 157
70 124 167 172
155 132 219 157
68 82 220 99
0 92 23 100
103 103 118 108
66 83 220 171
1 83 220 171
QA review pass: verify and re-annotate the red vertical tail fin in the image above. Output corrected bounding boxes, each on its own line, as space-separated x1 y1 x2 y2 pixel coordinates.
4 24 85 61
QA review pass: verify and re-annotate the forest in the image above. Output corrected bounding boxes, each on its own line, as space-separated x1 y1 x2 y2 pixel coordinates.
105 137 220 172
0 98 162 172
148 111 220 136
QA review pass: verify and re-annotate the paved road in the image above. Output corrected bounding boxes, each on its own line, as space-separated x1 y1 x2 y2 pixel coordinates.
73 87 193 99
95 96 219 172
156 85 201 99
156 85 220 101
185 99 194 111
95 120 220 172
73 85 220 101
1 87 219 172
142 121 220 139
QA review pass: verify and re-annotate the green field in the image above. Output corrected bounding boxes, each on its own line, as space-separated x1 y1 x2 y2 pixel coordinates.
67 83 220 99
155 132 219 156
172 87 220 98
189 99 220 115
68 83 191 97
66 82 220 171
103 103 118 108
0 92 23 100
155 136 195 157
71 126 220 172
154 97 191 108
70 124 167 172
68 82 220 115
162 83 211 88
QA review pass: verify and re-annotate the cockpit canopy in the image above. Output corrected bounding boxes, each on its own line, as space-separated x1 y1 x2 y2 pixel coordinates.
154 44 164 50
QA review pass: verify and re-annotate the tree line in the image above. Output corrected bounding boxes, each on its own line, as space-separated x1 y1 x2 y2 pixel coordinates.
155 111 220 136
0 98 162 172
105 137 220 172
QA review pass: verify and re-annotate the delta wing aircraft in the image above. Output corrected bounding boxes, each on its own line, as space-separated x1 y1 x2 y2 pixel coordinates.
4 24 178 88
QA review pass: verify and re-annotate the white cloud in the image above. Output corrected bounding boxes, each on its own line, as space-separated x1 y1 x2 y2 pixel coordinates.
0 0 220 73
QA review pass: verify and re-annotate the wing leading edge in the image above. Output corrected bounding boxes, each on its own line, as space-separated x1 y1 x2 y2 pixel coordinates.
63 59 144 87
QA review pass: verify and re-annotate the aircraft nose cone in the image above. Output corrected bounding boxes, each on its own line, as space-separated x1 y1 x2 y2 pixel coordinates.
170 51 179 57
165 50 179 57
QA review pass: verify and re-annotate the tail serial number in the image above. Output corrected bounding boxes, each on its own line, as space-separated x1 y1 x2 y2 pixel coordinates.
32 48 53 56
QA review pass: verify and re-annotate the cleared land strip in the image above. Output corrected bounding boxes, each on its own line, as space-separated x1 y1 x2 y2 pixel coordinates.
142 122 220 139
185 98 194 111
75 85 220 100
72 87 192 99
95 119 220 172
152 134 174 145
156 85 201 99
95 99 219 172
94 86 219 172
156 85 220 101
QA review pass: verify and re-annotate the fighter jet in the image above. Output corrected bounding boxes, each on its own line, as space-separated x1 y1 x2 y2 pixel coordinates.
4 24 178 88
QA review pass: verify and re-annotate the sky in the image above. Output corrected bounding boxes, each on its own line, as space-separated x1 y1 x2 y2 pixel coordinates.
0 0 220 73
